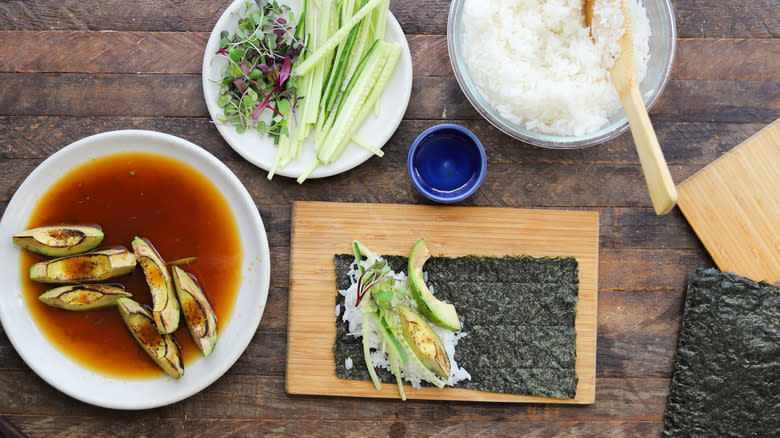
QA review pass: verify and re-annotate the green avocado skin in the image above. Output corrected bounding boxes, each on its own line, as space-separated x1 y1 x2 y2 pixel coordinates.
333 253 579 399
663 268 779 438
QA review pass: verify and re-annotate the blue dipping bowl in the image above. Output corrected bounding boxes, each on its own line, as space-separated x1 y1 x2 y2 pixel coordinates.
408 124 486 203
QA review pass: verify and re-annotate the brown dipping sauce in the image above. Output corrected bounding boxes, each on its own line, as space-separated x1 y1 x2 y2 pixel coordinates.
20 151 242 379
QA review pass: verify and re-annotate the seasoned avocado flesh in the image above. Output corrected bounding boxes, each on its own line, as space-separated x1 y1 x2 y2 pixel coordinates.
397 306 450 378
29 247 136 283
116 298 184 379
172 266 218 356
39 284 132 310
132 237 180 334
408 239 461 331
13 225 104 257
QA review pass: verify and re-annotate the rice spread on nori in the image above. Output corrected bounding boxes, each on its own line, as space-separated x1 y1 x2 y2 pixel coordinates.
663 268 780 437
333 253 579 399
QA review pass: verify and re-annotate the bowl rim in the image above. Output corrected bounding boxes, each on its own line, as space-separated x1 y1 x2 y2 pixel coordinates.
447 0 677 149
407 123 487 203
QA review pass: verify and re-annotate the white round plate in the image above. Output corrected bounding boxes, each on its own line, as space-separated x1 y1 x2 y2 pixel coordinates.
0 130 271 410
202 0 413 179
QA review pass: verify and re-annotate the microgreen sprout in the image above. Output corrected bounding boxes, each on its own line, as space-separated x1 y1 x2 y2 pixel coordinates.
215 0 305 142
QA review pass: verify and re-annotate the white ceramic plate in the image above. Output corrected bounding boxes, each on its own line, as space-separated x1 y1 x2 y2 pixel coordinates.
202 0 413 179
0 130 271 410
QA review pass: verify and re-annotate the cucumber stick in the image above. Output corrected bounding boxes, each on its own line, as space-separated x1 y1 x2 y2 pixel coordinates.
292 0 384 76
271 0 399 182
316 41 390 163
319 42 401 164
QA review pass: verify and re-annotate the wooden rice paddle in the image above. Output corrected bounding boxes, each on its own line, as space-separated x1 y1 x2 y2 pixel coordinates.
585 0 677 215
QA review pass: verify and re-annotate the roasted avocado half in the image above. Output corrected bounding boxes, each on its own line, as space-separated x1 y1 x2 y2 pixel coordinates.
116 297 184 379
13 225 104 257
407 239 461 331
39 284 132 310
171 266 218 356
132 237 180 334
29 247 136 283
397 305 451 378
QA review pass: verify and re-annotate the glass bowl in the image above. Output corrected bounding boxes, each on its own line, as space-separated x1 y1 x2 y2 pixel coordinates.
447 0 676 149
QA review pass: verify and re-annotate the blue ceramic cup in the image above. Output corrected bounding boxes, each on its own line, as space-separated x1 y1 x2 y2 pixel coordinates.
408 124 486 203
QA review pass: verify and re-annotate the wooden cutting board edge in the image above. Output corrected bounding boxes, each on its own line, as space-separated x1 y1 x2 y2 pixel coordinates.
286 201 599 404
677 118 780 283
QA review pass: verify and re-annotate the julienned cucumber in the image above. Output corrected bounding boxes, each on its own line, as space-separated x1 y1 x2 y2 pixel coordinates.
292 0 384 77
264 0 397 182
322 43 401 163
296 41 399 183
317 43 397 163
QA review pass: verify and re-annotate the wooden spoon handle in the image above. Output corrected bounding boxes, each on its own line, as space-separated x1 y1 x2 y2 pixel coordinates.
620 84 678 215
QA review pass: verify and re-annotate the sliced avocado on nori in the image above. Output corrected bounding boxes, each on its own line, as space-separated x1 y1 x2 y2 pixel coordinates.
663 268 779 437
397 305 451 378
408 239 461 331
333 253 579 399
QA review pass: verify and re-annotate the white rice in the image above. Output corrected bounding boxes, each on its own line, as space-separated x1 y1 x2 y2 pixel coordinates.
338 259 471 389
461 0 651 137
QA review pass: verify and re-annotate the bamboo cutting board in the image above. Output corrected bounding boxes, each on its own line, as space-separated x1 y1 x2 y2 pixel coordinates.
287 201 598 403
677 119 780 283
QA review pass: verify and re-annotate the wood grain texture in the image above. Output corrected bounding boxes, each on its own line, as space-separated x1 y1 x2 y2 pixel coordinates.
0 417 665 438
0 0 777 435
2 0 778 39
1 117 768 167
287 202 598 403
0 77 777 122
677 118 780 282
0 34 777 82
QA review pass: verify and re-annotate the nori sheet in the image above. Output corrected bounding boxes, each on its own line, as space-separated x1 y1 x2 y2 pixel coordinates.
663 268 780 437
332 253 579 399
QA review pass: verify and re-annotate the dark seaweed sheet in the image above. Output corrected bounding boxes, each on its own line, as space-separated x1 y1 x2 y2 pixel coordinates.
333 253 579 399
663 268 780 437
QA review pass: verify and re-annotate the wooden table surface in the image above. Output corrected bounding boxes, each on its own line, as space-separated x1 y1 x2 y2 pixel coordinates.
0 1 777 436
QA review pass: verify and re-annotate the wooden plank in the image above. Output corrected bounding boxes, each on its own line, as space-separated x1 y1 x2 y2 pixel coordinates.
0 33 777 81
677 119 780 282
2 0 778 39
0 416 664 438
0 74 777 123
674 38 780 81
0 373 668 421
287 201 598 403
0 117 767 167
0 30 208 73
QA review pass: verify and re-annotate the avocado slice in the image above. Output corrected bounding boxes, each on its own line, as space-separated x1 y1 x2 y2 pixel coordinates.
116 298 184 379
397 306 451 378
171 266 218 356
29 247 136 283
407 239 461 331
39 284 132 310
132 237 180 334
13 225 104 257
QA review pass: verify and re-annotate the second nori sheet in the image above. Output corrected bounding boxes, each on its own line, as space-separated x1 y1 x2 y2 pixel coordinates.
663 268 780 437
333 253 579 399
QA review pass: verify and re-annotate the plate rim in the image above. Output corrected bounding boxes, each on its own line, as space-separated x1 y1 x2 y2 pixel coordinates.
0 129 271 410
201 0 413 179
